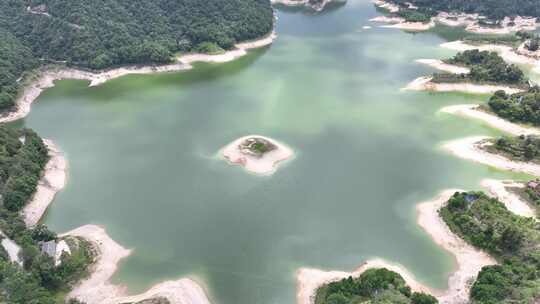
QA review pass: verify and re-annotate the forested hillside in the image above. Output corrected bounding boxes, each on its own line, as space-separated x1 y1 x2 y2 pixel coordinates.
0 0 273 112
391 0 540 20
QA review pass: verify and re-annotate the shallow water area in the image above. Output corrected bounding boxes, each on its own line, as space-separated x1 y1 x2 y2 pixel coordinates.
22 1 531 303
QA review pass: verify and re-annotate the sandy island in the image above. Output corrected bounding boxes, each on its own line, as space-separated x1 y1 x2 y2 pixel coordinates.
64 225 212 304
443 136 540 176
416 59 470 74
297 190 497 304
21 139 68 227
221 135 294 175
403 76 524 95
0 31 277 125
481 179 537 218
440 104 540 136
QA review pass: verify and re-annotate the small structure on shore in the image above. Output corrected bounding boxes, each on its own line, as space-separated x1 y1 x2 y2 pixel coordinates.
527 180 540 195
221 135 294 175
40 240 56 257
39 239 71 266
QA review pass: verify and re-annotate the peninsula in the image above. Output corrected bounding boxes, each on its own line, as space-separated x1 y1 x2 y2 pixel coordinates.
406 50 529 94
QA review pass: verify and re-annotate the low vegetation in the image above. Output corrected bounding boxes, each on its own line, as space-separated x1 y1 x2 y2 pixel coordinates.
432 50 527 86
440 191 540 304
463 34 522 47
483 135 540 163
487 87 540 125
315 268 438 304
396 8 435 23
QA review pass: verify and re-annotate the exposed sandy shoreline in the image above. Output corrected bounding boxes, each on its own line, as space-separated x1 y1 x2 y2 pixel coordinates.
221 135 294 175
481 179 537 218
297 258 433 304
64 225 213 304
404 76 524 95
443 136 540 176
416 190 497 304
416 59 470 74
21 139 68 227
372 0 538 34
0 31 277 125
297 190 497 304
370 15 435 31
440 104 540 136
271 0 344 11
179 31 277 65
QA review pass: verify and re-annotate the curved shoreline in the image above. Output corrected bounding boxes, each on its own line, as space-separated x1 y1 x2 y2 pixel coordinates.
21 139 68 227
416 59 470 74
403 76 524 95
297 190 497 304
441 41 539 67
297 258 434 304
0 31 277 125
440 104 540 136
370 15 435 31
481 179 537 218
64 225 213 304
271 0 344 12
442 136 540 176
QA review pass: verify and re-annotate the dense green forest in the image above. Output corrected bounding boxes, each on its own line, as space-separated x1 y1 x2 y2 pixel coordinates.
484 135 540 163
390 0 540 20
487 87 540 125
0 126 93 303
315 268 438 304
0 0 274 112
432 50 527 85
441 192 540 304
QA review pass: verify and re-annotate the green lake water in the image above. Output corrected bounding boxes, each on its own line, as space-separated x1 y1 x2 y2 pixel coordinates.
18 1 533 303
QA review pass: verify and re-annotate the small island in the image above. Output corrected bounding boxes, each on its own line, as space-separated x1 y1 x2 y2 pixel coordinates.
221 135 294 175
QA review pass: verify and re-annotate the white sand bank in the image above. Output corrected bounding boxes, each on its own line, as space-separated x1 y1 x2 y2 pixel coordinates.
382 21 435 31
443 136 540 176
404 77 523 95
372 0 399 13
180 31 277 65
0 231 22 266
221 135 294 175
297 258 433 304
516 41 540 59
441 41 538 66
440 104 540 136
55 239 71 266
481 179 537 218
1 32 277 125
370 15 434 31
21 139 68 227
271 0 343 11
297 190 497 304
416 59 470 74
417 190 497 304
65 225 212 304
0 64 190 124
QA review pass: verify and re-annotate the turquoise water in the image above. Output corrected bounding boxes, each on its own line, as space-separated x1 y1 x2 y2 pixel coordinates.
21 1 530 303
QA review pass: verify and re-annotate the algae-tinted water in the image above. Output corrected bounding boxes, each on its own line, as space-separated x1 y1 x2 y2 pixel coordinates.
23 1 529 303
